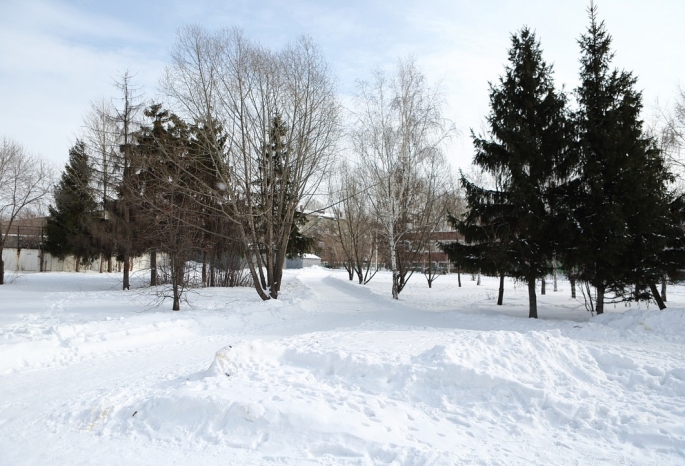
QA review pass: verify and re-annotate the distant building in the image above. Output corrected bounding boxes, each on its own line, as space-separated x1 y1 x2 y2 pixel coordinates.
400 230 463 273
285 253 322 269
0 216 159 274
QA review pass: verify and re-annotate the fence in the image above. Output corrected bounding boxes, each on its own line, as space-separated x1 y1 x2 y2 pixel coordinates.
1 248 162 273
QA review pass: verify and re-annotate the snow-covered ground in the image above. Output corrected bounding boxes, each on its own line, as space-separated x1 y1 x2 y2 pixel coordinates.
1 268 684 465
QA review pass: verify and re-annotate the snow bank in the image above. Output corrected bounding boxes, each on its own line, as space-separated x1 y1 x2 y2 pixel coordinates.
94 329 685 464
594 307 685 339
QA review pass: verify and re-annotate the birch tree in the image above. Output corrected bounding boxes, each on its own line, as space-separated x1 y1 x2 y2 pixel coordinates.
353 59 452 299
657 86 685 175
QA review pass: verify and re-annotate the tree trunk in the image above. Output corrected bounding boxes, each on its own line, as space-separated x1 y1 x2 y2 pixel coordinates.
528 277 538 318
107 256 112 273
392 270 400 299
541 277 546 295
123 254 130 290
75 257 80 273
40 229 45 273
553 259 558 292
477 271 481 286
258 262 267 291
210 257 215 287
0 256 4 285
391 255 400 298
457 270 461 287
649 282 667 310
150 249 157 286
595 285 605 315
389 229 399 299
271 250 284 299
201 251 207 287
172 279 180 310
661 278 667 302
172 255 184 311
570 275 576 299
245 254 271 301
497 272 505 305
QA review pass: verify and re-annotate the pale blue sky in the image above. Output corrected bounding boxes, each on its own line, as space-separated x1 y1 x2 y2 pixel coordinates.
1 0 683 171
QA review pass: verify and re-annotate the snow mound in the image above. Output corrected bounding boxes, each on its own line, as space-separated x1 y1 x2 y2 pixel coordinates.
207 340 284 377
91 330 685 464
594 308 685 339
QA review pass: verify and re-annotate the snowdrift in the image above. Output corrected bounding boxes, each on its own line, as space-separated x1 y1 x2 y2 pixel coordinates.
85 327 684 464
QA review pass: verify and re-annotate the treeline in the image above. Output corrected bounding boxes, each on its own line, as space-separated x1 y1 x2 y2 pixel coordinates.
45 99 254 310
32 4 685 314
443 6 685 317
45 30 340 309
45 32 460 306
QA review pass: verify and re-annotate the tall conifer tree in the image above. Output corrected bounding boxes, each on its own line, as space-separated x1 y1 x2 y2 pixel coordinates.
458 28 572 318
572 4 676 312
45 140 98 268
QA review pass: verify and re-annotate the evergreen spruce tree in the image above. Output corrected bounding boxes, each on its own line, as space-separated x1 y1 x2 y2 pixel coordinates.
45 140 98 268
187 117 230 287
457 28 572 318
572 4 677 313
444 209 512 305
133 104 201 310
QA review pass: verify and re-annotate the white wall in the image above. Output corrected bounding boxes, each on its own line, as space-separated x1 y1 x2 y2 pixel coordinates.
1 248 165 273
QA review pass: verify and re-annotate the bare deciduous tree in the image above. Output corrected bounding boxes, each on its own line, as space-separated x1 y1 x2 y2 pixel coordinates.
110 72 145 291
0 138 53 284
353 59 453 299
657 86 685 175
329 161 379 284
161 26 340 300
83 99 121 209
422 179 460 289
82 98 121 273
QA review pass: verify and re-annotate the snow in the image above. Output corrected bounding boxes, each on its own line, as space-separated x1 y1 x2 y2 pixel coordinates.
1 269 684 465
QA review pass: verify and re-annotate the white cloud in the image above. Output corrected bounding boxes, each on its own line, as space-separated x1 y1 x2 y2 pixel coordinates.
0 0 166 164
0 0 683 170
